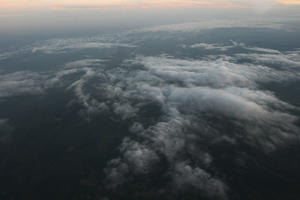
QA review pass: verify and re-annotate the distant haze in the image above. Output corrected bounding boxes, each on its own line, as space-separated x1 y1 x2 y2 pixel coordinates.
0 1 299 47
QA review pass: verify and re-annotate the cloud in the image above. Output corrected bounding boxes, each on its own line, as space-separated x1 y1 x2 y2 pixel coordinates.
1 35 134 59
138 19 283 33
64 59 107 68
65 67 110 118
104 137 159 188
173 162 227 197
243 46 281 54
0 49 27 61
101 50 300 196
1 33 300 198
169 86 298 151
133 55 299 89
45 49 300 195
30 37 135 54
236 52 300 69
0 52 12 61
109 138 159 174
0 71 46 98
188 41 283 54
189 43 232 51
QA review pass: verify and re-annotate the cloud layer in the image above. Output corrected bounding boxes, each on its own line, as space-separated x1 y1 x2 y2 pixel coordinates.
100 51 299 198
0 32 300 199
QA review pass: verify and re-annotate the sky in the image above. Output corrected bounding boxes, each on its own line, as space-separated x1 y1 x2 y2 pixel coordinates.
0 0 300 10
0 0 300 46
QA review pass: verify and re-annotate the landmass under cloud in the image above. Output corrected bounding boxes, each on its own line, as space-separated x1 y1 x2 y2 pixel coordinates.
1 29 300 198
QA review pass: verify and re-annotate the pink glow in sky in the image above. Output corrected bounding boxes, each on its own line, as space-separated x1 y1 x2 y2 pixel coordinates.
1 0 300 10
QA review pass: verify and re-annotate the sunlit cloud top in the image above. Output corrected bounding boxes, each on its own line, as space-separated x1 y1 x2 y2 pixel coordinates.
1 0 300 10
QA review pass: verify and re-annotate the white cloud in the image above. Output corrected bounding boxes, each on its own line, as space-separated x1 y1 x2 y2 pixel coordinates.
189 43 233 51
0 52 12 61
133 55 298 88
64 59 107 68
0 71 46 98
188 41 282 54
235 53 300 69
31 37 136 54
173 162 227 198
138 19 283 33
244 46 281 54
102 50 300 194
65 67 109 118
169 86 298 151
120 138 159 174
1 36 300 198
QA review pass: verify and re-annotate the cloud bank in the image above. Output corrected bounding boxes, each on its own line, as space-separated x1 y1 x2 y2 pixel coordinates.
0 32 300 199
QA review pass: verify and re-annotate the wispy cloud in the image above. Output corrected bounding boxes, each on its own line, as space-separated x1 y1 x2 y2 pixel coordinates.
188 41 282 54
31 38 136 54
1 32 300 198
0 71 46 98
138 19 284 33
